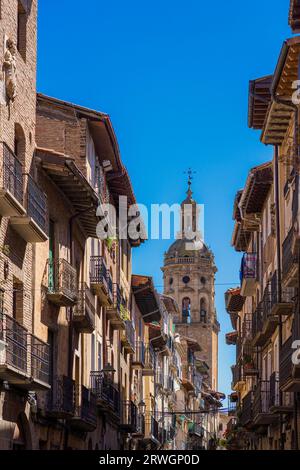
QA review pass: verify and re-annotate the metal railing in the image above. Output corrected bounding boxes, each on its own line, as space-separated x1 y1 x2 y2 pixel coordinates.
30 334 50 385
109 284 122 311
123 320 135 350
144 343 155 369
133 340 145 364
269 371 280 408
26 174 47 233
74 384 97 427
252 302 264 338
90 256 108 290
282 227 298 280
106 271 113 302
2 142 23 204
253 380 270 416
279 336 293 389
90 372 120 415
73 283 95 329
48 258 77 300
239 390 253 427
47 375 75 416
121 400 137 430
0 312 27 373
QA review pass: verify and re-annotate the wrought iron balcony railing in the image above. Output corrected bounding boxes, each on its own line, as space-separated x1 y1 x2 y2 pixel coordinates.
282 226 298 284
1 142 23 205
47 375 75 418
239 390 253 427
143 344 155 375
121 400 138 432
253 380 271 416
72 384 97 431
26 174 47 234
132 340 145 366
30 334 50 386
121 320 135 353
47 258 78 306
90 256 109 303
0 312 27 375
90 371 120 416
73 283 96 333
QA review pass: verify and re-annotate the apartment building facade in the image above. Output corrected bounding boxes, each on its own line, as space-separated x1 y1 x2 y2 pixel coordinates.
225 1 300 451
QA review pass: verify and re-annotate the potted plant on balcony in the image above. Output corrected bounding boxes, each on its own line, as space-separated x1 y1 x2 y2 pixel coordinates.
242 354 255 374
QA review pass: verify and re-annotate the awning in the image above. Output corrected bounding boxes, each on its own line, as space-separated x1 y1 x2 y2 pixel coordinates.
248 75 272 130
182 336 202 352
131 275 162 323
37 148 100 238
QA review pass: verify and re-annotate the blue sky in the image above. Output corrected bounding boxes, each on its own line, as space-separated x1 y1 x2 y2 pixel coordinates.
37 0 292 396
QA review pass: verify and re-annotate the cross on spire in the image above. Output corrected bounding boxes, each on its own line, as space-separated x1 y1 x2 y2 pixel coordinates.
184 168 196 191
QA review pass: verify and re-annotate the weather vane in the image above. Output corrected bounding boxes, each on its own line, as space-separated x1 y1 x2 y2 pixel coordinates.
184 168 196 189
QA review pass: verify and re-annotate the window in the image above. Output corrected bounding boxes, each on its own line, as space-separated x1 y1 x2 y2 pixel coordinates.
200 298 207 323
17 1 27 60
182 297 191 323
182 275 190 284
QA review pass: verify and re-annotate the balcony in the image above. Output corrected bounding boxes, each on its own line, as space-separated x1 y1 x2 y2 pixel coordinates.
253 276 295 347
46 375 75 418
47 258 78 306
142 414 160 447
90 256 110 305
188 421 204 438
280 335 300 392
71 385 97 431
106 284 124 330
252 381 278 427
0 143 25 217
231 364 244 391
181 364 195 391
90 371 120 417
143 344 155 376
240 253 257 296
10 174 48 243
0 313 28 385
29 334 50 390
239 391 253 428
269 371 293 414
121 320 135 354
282 226 298 287
132 340 145 368
120 400 138 432
73 283 96 334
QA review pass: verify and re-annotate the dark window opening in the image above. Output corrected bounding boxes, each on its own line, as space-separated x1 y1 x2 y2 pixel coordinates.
17 1 27 61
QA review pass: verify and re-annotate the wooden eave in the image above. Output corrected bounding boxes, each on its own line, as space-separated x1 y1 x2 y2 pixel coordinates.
160 295 179 315
248 75 272 130
289 0 300 33
231 221 252 252
262 37 300 144
239 162 273 215
37 148 100 238
131 275 162 323
183 336 202 352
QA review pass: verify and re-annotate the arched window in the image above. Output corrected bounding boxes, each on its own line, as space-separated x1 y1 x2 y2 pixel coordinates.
14 123 26 165
200 298 207 323
182 297 191 324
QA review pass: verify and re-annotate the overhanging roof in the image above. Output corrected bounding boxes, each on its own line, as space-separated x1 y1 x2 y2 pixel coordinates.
182 336 202 352
131 275 161 323
262 37 300 144
160 295 179 314
239 161 273 215
289 0 300 33
248 75 272 130
37 148 100 238
231 221 251 252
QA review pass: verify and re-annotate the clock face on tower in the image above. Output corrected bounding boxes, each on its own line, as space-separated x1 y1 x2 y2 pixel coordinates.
182 275 190 284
